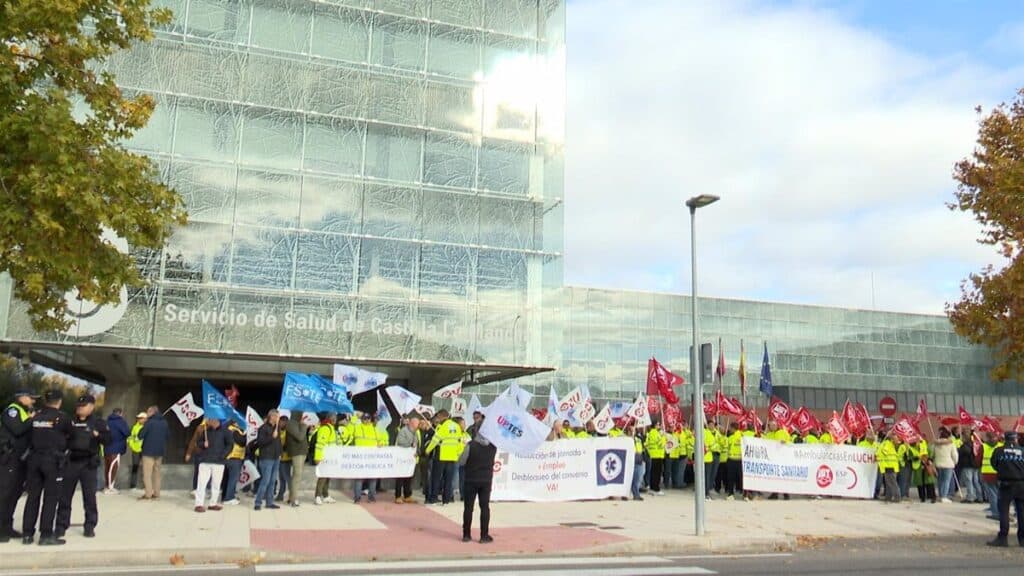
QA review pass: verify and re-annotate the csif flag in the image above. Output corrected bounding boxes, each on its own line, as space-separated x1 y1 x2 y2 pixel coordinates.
758 342 773 397
168 392 204 427
592 404 614 435
433 380 463 399
478 396 551 456
384 385 422 417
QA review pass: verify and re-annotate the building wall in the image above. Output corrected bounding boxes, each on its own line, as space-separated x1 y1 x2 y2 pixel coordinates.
478 286 1021 415
0 0 566 371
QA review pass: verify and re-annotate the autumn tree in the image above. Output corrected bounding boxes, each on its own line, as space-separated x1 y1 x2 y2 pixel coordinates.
948 89 1024 381
0 0 186 332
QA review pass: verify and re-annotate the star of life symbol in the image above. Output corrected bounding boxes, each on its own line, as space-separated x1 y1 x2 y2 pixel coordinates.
597 452 623 483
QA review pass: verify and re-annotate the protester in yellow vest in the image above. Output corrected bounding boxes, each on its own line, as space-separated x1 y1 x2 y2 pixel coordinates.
351 413 379 504
909 438 936 503
221 419 246 505
877 432 901 503
645 423 667 495
765 422 791 500
725 423 744 501
425 410 462 504
803 430 820 444
127 412 146 491
981 432 1003 519
629 427 645 501
313 413 337 505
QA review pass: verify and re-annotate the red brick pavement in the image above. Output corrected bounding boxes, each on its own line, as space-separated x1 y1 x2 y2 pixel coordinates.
250 501 629 559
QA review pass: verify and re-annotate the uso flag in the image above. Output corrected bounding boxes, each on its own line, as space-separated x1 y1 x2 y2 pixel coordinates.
479 396 550 456
279 372 325 413
202 381 247 429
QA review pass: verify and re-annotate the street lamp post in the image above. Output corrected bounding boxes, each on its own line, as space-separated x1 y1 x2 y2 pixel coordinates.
686 194 719 536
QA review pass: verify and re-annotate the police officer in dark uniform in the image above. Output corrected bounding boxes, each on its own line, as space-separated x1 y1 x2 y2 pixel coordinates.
21 390 72 546
55 394 109 539
987 430 1024 547
0 390 37 543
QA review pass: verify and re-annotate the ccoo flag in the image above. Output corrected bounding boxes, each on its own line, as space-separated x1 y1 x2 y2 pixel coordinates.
202 381 247 429
279 372 326 413
758 342 773 398
479 395 551 456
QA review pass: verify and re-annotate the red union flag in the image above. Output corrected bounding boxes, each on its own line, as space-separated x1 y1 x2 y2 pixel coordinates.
958 405 974 427
714 390 745 417
827 411 851 445
893 414 922 444
664 404 683 430
982 416 1004 434
841 401 867 437
768 397 793 427
646 396 662 415
792 407 816 434
703 399 718 420
647 358 682 405
915 399 929 423
739 409 763 435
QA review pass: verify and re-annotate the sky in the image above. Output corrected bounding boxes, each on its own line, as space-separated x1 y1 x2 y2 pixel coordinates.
563 0 1024 314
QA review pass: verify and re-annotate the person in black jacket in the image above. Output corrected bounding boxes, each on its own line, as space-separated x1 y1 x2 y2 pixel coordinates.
0 389 36 543
55 395 110 538
461 421 498 544
253 410 282 511
193 418 232 513
21 390 73 545
138 406 169 500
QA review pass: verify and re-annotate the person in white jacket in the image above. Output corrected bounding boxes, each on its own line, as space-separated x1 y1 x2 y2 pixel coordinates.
932 427 959 503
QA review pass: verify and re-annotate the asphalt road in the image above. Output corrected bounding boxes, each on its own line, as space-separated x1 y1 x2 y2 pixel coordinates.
3 538 1023 576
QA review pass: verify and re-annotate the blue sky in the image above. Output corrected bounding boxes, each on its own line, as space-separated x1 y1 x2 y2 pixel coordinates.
563 0 1022 314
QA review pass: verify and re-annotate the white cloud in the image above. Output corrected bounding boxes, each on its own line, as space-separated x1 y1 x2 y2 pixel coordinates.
563 0 1012 314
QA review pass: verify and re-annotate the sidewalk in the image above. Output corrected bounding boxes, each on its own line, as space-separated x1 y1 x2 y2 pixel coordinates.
1 489 999 569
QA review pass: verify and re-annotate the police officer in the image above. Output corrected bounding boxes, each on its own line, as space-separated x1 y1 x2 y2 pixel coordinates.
0 390 38 543
21 390 72 545
987 430 1024 548
55 395 109 539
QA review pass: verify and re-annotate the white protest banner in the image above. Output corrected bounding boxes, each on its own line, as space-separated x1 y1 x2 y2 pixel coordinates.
245 406 263 443
315 446 416 479
433 381 462 399
626 394 652 427
741 436 877 499
168 393 204 427
237 459 260 491
592 404 614 434
415 404 436 419
491 437 635 502
557 386 584 415
450 397 468 417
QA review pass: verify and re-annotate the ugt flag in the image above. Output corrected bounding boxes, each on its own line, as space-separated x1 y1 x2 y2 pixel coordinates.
202 381 246 429
279 372 325 413
317 374 354 415
646 358 682 404
758 342 773 397
245 406 263 443
384 385 422 417
478 396 551 456
432 380 462 399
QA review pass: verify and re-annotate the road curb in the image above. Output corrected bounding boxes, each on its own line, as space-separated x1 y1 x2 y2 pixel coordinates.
0 548 304 570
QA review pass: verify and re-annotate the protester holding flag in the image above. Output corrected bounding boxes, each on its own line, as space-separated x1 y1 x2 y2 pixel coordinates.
627 424 645 501
253 410 283 511
933 427 959 503
138 405 168 501
221 419 247 506
909 437 937 504
283 411 309 507
192 418 232 513
877 431 902 503
644 418 667 496
958 428 982 503
460 417 497 544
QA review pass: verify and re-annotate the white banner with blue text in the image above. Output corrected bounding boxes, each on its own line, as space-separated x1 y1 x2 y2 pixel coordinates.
315 446 416 479
741 436 877 498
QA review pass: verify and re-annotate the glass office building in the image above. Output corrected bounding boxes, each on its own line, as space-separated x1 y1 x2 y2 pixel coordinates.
0 0 1017 415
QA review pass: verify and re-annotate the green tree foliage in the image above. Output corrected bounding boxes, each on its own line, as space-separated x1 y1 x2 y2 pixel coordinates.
0 0 186 332
948 89 1024 381
0 356 101 416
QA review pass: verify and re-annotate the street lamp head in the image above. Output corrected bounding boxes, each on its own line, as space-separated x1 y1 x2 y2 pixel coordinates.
686 194 720 210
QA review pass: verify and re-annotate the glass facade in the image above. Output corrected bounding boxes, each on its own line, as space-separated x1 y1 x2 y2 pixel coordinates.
0 0 567 372
480 287 1020 415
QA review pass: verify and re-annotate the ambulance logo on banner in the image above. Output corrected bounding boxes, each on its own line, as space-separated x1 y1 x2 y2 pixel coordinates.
595 449 627 486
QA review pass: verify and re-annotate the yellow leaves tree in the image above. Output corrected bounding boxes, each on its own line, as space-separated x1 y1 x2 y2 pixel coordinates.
0 0 186 332
947 89 1024 381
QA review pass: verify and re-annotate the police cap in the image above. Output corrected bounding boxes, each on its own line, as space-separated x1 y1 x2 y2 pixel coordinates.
14 389 40 399
1004 430 1019 443
77 394 97 406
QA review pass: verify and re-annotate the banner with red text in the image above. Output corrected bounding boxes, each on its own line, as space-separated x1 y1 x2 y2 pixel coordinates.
491 437 636 502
